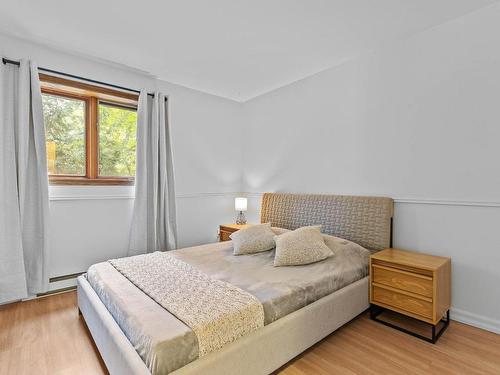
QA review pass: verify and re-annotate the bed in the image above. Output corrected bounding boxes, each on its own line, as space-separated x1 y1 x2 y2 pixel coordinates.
77 193 394 375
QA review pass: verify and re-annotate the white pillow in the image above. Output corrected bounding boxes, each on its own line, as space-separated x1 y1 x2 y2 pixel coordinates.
230 223 276 255
274 226 333 266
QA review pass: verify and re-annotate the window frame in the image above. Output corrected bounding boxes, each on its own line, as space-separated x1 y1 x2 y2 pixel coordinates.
40 74 138 186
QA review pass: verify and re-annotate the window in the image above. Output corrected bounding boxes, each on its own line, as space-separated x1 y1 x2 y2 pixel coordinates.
98 103 137 177
40 74 138 185
43 93 86 176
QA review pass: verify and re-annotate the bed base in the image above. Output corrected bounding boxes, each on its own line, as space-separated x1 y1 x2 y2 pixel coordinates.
77 275 369 375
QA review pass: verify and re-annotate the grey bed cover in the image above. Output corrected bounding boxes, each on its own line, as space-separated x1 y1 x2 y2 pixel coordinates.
86 233 369 374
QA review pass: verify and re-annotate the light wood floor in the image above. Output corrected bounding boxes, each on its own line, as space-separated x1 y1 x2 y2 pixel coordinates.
1 291 499 375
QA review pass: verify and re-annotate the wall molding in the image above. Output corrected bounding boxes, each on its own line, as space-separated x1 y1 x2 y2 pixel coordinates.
49 191 241 201
451 308 500 335
244 192 500 208
394 198 500 208
49 190 500 208
176 192 240 199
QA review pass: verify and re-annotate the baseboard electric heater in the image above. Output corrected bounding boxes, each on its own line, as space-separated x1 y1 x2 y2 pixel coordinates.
37 272 85 297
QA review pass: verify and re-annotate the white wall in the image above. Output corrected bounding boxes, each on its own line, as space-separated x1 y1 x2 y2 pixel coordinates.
3 5 500 334
0 33 243 284
243 4 500 333
157 80 243 248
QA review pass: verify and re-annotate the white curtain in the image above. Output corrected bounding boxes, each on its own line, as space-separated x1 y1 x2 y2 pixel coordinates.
128 91 177 255
0 59 49 303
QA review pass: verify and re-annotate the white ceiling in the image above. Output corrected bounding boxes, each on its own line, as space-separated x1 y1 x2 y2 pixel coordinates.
0 0 497 101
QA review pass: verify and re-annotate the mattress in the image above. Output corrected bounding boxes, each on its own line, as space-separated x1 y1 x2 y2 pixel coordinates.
86 234 370 374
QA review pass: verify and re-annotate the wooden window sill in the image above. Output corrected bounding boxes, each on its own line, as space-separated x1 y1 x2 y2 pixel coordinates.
49 176 134 186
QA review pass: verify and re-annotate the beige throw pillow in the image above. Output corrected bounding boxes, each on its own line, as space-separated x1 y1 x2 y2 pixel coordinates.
230 223 276 255
274 226 333 266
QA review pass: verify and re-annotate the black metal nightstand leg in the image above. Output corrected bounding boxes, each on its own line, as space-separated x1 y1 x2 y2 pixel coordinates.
370 304 450 344
431 310 450 344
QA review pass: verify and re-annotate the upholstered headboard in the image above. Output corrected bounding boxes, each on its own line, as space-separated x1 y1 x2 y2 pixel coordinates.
260 193 394 251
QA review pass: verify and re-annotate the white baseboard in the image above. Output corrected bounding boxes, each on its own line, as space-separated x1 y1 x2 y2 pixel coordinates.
451 308 500 335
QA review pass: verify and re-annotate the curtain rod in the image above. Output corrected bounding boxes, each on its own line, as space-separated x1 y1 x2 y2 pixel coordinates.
2 57 155 98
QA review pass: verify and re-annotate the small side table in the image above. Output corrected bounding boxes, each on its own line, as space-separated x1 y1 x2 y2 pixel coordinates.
369 248 451 343
219 224 253 242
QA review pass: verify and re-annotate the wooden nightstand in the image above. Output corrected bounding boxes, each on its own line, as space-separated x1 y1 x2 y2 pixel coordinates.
219 224 253 242
369 248 451 343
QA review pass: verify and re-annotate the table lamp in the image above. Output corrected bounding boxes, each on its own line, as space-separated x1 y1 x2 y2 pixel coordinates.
235 197 248 224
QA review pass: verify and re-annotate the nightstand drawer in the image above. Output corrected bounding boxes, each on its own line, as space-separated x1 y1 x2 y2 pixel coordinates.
372 285 433 319
220 230 232 241
372 264 433 298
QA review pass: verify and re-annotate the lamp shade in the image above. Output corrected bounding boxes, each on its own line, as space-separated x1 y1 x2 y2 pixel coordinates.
235 197 248 212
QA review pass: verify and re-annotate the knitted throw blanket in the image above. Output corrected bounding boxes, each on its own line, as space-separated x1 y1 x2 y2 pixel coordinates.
109 252 264 356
